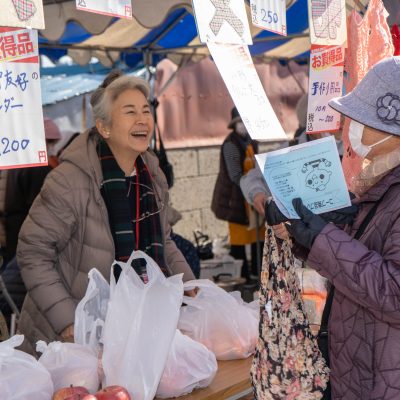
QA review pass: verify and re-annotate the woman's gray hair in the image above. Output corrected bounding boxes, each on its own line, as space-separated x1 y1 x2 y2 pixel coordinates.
91 74 150 126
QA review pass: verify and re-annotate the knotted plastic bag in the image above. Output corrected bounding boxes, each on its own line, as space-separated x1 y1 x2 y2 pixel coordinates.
156 329 218 398
0 335 53 400
178 279 258 360
37 340 99 393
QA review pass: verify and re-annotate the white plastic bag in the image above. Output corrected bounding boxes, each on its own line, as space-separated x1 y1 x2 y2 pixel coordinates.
0 335 53 400
37 341 99 393
102 250 183 400
156 330 218 398
178 280 258 360
74 268 110 350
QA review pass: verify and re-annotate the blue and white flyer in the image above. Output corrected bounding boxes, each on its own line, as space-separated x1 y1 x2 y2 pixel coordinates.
255 136 350 218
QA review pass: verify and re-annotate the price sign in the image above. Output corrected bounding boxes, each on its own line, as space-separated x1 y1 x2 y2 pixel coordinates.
306 44 345 134
250 0 287 36
0 28 47 169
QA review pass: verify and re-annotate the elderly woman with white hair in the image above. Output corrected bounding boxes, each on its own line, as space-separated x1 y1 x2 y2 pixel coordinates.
266 56 400 399
16 71 195 354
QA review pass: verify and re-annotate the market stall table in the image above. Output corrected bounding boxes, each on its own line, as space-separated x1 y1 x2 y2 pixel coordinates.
158 356 253 400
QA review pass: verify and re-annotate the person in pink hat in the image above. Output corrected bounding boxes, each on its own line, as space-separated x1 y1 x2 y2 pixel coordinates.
4 117 61 263
43 117 62 169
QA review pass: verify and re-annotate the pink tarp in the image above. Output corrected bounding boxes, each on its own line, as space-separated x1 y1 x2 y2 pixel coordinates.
155 58 308 148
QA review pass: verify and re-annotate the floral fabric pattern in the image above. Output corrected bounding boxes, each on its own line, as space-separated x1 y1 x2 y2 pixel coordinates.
250 228 329 399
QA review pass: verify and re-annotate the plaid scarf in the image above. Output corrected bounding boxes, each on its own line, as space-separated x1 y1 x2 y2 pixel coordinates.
98 139 168 281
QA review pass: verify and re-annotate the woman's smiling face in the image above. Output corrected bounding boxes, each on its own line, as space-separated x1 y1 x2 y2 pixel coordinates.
102 88 154 158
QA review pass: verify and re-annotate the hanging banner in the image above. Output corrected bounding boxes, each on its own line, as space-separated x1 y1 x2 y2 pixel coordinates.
308 0 346 45
306 44 345 134
0 0 45 29
191 0 252 44
0 27 47 169
208 42 286 141
249 0 287 36
76 0 132 19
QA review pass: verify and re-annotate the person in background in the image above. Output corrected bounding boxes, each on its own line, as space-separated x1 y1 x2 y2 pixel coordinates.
168 206 201 279
211 107 264 281
265 56 400 399
57 132 80 158
4 117 61 264
240 166 270 218
289 92 309 146
0 118 61 327
0 170 8 267
16 72 196 354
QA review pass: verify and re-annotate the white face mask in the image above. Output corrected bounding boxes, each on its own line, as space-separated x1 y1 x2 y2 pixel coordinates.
348 120 391 158
235 121 248 136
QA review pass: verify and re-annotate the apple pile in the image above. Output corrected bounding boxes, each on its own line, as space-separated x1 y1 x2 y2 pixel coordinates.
53 385 131 400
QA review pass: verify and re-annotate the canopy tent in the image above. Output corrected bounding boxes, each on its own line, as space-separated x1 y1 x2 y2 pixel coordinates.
39 0 398 148
39 0 378 68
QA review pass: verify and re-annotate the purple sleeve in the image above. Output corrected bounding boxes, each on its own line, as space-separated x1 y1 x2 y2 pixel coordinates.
307 223 400 324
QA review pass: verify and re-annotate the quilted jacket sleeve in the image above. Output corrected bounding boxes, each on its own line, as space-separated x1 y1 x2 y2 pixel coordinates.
307 222 400 324
16 168 78 334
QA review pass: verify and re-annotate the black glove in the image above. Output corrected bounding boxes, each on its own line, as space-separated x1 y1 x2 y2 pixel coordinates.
287 198 328 249
319 204 358 225
264 199 289 226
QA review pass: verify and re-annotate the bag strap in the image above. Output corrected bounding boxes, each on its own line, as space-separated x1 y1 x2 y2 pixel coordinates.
319 194 386 337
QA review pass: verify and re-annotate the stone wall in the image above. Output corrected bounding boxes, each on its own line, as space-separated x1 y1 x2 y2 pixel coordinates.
168 142 286 243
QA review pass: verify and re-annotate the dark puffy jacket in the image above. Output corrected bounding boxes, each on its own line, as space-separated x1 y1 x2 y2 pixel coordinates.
211 132 257 225
5 166 51 262
308 165 400 399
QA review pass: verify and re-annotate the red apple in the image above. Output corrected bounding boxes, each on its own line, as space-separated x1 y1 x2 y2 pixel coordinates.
64 395 92 400
52 386 90 400
95 386 131 400
81 396 98 400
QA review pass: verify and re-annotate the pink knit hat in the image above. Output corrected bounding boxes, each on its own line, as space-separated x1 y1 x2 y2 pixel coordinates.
44 118 61 140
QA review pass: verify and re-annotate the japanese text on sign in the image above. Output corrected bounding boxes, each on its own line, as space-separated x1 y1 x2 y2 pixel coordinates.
0 31 35 62
256 136 350 218
208 42 286 141
311 46 344 69
0 28 46 169
250 0 287 36
306 44 344 133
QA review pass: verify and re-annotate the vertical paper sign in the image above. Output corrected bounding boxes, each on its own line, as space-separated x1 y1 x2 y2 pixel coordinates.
306 44 344 134
249 0 287 36
0 28 47 169
308 0 346 45
76 0 132 19
0 0 45 29
192 0 252 44
208 42 286 141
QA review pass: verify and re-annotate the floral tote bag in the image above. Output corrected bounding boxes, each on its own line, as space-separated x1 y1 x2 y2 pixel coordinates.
250 228 329 399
